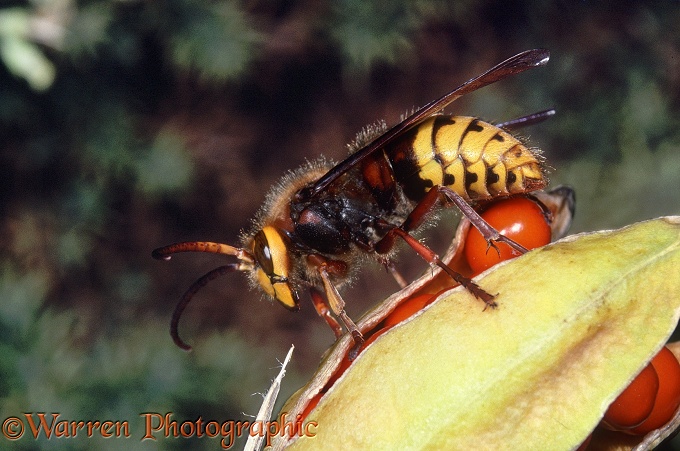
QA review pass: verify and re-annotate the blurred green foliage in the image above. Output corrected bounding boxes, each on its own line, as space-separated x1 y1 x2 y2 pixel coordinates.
1 0 679 449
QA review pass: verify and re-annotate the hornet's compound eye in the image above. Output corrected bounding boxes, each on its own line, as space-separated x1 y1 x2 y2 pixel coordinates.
252 226 299 310
253 229 275 275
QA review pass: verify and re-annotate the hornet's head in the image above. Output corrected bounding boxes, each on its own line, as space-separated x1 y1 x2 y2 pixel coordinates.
152 224 300 351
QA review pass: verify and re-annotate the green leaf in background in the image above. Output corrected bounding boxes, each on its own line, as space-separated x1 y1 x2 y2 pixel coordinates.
168 1 262 82
330 0 418 72
135 128 194 196
0 8 55 91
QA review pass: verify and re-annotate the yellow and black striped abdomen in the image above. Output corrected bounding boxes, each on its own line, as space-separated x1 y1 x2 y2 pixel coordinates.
386 115 546 202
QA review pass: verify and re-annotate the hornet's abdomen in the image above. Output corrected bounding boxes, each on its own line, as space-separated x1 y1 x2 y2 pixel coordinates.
385 115 546 202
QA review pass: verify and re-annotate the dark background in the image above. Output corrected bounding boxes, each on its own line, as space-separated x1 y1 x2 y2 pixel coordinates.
1 1 679 449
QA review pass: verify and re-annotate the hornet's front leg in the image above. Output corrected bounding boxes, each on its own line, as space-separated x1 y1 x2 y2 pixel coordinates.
307 254 365 360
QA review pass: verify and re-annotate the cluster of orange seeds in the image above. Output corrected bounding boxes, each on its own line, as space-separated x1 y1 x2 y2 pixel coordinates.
603 346 680 434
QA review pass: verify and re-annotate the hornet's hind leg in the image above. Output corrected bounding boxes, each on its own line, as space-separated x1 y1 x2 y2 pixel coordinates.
373 185 529 307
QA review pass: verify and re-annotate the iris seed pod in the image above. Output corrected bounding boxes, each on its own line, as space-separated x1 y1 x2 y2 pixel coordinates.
273 216 680 450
